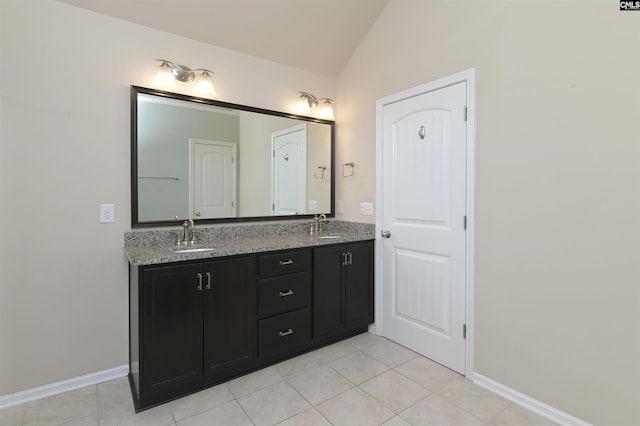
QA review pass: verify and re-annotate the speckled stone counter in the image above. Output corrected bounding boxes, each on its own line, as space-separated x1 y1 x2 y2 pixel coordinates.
124 220 375 266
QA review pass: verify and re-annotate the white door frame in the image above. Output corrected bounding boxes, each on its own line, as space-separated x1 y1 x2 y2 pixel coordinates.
375 68 476 378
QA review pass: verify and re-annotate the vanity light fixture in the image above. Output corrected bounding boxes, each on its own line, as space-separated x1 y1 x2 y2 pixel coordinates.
296 92 335 120
155 59 217 96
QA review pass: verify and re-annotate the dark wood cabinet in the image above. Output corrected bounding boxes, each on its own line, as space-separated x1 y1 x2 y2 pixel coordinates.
141 263 204 398
129 241 373 411
130 256 256 410
203 257 256 381
257 249 312 360
313 241 374 344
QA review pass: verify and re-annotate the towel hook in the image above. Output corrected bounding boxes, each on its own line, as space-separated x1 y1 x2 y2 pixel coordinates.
418 125 426 140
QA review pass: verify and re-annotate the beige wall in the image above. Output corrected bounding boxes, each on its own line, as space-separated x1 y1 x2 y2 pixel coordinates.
3 0 639 423
337 0 640 424
0 0 334 396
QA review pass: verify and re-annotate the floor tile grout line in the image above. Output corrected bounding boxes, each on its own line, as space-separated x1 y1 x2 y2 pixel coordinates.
231 376 285 401
324 351 393 387
434 383 506 424
281 364 356 412
395 392 435 423
355 370 434 416
233 394 257 426
391 360 462 394
486 402 515 425
96 383 100 426
20 402 26 426
56 413 99 426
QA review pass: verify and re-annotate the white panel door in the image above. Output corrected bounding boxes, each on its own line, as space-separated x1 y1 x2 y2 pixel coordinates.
380 82 467 373
190 139 236 219
272 124 307 215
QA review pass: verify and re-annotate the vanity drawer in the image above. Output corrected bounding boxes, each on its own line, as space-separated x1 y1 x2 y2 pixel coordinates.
259 308 311 357
258 249 311 275
258 272 310 318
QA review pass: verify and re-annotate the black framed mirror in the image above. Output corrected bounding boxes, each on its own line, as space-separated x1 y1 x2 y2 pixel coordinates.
131 86 335 227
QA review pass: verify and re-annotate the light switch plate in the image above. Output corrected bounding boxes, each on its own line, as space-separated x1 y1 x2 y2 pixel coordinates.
336 200 343 214
100 204 115 223
360 202 374 216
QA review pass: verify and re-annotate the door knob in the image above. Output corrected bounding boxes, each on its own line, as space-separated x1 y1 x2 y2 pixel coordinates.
381 230 391 238
195 212 201 216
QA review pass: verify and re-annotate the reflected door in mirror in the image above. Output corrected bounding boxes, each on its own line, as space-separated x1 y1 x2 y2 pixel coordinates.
190 139 237 219
272 124 307 215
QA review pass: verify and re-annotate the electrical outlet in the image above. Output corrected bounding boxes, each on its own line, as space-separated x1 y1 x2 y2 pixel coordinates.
336 200 343 214
308 200 318 211
360 202 374 216
100 204 115 223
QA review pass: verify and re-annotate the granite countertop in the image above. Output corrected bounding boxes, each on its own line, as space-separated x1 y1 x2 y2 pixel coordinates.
124 221 375 266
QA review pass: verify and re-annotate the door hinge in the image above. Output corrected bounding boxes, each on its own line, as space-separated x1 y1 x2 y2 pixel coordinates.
232 157 235 164
463 215 467 230
272 203 275 211
231 201 235 207
464 105 468 122
272 150 275 158
463 324 467 339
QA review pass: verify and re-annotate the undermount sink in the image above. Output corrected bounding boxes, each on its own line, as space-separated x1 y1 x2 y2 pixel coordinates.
317 235 341 239
171 247 216 253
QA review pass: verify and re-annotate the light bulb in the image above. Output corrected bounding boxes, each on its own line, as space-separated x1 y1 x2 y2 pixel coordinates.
297 94 312 113
196 71 217 96
320 100 334 120
156 61 176 87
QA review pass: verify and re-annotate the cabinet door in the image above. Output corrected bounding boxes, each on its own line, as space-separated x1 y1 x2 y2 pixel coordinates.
203 256 256 379
345 241 374 327
142 263 203 395
313 245 346 338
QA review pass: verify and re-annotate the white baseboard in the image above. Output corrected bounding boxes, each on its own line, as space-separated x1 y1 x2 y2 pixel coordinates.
0 365 128 410
472 373 592 426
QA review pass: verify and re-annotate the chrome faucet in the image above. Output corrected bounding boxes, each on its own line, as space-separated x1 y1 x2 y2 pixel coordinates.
310 214 328 235
318 214 327 234
176 219 197 246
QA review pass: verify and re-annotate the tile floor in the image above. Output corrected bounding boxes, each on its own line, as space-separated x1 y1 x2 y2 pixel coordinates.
0 333 558 426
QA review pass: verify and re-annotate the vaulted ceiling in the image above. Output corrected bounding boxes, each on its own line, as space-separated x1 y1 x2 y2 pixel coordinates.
58 0 390 77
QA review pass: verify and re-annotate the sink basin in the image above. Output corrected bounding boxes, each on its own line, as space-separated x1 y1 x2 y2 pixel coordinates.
172 247 216 254
317 235 341 239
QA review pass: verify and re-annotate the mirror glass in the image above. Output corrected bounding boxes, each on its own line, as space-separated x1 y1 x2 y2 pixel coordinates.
131 86 335 227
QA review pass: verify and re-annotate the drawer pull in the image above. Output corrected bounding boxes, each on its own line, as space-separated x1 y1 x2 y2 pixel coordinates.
279 328 294 337
279 259 294 266
196 273 203 291
279 289 294 297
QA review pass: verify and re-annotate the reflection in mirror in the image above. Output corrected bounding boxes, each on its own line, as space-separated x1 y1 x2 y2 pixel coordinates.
131 86 334 227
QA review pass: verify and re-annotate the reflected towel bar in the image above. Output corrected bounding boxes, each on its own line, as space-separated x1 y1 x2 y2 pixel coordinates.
139 176 180 180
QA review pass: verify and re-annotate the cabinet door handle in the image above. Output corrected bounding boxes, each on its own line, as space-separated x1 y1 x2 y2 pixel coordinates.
342 252 348 266
348 252 353 265
279 259 294 266
278 328 294 337
196 273 203 291
205 272 211 290
279 289 294 297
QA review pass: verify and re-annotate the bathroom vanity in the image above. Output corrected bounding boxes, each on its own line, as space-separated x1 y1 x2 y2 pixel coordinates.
125 222 374 411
